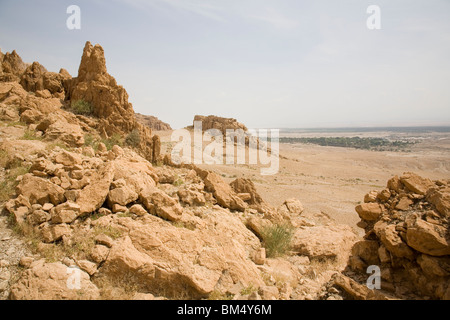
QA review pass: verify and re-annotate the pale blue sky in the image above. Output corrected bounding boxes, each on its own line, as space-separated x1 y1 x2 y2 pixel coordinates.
1 0 449 129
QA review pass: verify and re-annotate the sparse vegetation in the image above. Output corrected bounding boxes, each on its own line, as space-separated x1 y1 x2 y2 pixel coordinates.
261 223 295 258
173 175 184 187
0 163 30 202
71 100 94 116
208 290 234 300
240 284 257 295
21 129 41 140
279 136 416 151
125 129 141 148
102 133 123 151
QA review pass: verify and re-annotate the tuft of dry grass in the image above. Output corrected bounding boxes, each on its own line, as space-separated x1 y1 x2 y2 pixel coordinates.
260 223 295 258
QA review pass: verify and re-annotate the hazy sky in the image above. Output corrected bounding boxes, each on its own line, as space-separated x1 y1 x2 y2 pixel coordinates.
1 0 449 129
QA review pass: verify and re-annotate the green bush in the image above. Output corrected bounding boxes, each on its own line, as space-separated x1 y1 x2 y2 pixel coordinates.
125 129 141 147
261 223 294 258
102 133 123 151
71 100 94 116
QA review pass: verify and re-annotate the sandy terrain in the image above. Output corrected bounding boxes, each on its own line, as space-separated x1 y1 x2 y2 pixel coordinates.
156 129 450 237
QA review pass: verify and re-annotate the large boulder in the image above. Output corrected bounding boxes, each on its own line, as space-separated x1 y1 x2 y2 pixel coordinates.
99 208 264 297
427 187 450 217
400 172 434 195
292 225 357 264
139 186 183 222
15 174 65 205
406 218 450 256
76 163 114 215
355 203 385 221
10 260 99 300
203 172 246 211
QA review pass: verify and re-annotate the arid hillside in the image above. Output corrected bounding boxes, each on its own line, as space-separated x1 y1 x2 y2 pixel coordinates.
0 43 449 300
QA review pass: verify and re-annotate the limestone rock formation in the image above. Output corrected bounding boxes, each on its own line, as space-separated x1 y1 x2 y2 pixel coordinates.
135 113 172 131
66 41 159 162
193 115 248 134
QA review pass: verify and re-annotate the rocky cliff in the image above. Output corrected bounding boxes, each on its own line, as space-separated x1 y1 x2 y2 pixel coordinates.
0 41 160 163
135 113 172 131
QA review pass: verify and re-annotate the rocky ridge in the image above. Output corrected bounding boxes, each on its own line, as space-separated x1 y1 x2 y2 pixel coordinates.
135 113 172 131
320 173 450 300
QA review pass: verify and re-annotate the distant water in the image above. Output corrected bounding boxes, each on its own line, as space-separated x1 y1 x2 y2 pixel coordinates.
279 126 450 134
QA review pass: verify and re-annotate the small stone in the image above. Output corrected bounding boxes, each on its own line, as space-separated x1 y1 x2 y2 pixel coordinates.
77 260 97 276
254 248 266 265
129 204 148 216
19 256 34 268
95 234 114 248
42 203 54 211
112 203 127 213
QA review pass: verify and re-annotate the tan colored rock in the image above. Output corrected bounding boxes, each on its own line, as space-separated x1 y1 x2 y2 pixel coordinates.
76 163 114 214
100 207 263 297
27 209 49 225
246 216 273 239
351 240 380 266
406 218 450 256
400 172 434 195
51 201 80 224
20 108 43 124
16 174 65 205
55 150 82 167
19 257 34 268
417 255 450 277
387 175 403 193
12 206 28 227
112 203 127 213
203 172 246 211
76 260 97 276
95 234 114 248
378 245 391 264
90 245 110 264
129 204 148 216
1 49 27 81
107 186 138 206
230 178 264 205
427 187 450 217
68 41 158 163
35 89 52 99
41 223 72 243
278 198 304 216
258 286 279 300
254 248 266 265
332 273 389 300
395 196 414 211
193 115 248 135
45 120 85 147
355 203 384 221
20 62 47 92
374 222 414 259
292 225 357 263
135 113 172 131
10 260 99 300
177 188 206 206
377 189 391 202
364 191 378 203
139 186 183 221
